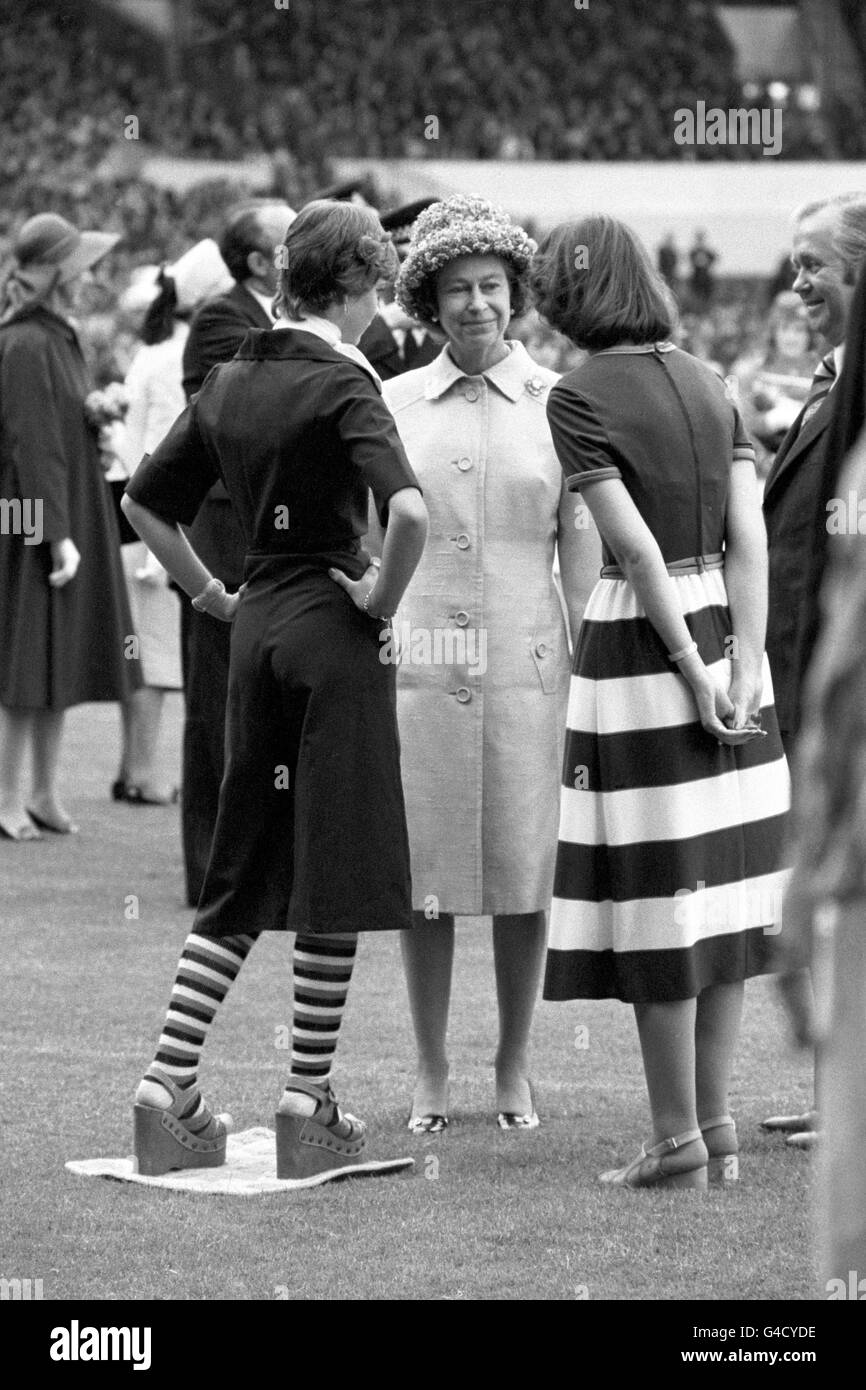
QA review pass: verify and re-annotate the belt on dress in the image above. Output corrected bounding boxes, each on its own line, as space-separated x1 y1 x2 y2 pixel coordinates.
600 551 724 579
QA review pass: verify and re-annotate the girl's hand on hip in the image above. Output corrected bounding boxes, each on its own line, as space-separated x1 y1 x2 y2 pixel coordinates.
213 584 247 622
49 538 81 588
328 561 380 614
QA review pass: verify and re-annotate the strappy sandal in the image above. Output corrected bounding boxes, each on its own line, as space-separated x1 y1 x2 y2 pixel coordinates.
599 1127 708 1190
408 1114 449 1135
133 1072 231 1176
275 1079 367 1181
700 1114 739 1186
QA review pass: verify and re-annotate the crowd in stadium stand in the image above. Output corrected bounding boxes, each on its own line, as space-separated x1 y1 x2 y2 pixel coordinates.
0 0 840 248
0 0 842 382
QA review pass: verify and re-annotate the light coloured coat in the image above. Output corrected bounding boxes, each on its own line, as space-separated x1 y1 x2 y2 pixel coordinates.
382 340 600 915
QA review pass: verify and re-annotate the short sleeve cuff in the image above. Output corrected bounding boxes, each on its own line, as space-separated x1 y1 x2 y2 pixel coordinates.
124 457 203 527
566 466 622 490
732 444 757 465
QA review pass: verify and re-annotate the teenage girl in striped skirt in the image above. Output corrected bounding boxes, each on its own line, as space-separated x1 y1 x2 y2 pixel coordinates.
530 216 790 1191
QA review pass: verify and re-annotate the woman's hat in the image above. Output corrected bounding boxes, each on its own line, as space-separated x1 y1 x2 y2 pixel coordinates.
396 195 535 322
166 238 233 311
118 265 161 316
14 213 120 283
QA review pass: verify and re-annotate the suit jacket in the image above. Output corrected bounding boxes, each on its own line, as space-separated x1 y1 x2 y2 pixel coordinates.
181 284 272 583
763 387 837 736
358 314 440 381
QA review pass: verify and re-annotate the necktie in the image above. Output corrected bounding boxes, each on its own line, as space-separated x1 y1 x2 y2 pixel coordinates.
799 352 837 430
401 331 426 369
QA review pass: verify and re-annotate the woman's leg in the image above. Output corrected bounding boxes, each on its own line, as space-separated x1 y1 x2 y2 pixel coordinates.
633 997 700 1143
279 932 359 1116
136 930 259 1125
401 911 455 1118
29 709 73 829
116 698 134 788
492 910 546 1114
695 979 745 1125
124 687 174 799
0 705 36 835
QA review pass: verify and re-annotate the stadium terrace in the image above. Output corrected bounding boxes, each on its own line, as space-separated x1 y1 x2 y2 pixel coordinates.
674 102 783 157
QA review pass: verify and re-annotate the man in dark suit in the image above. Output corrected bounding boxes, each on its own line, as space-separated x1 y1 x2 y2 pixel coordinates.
358 199 442 379
761 191 866 1145
180 199 296 905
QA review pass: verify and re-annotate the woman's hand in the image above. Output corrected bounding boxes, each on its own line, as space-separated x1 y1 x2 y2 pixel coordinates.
686 665 763 745
328 561 382 616
727 662 764 730
209 583 247 622
49 538 81 588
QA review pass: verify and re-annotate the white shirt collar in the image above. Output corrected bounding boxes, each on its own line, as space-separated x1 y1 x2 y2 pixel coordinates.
273 312 383 389
248 287 277 322
833 343 845 379
272 311 341 344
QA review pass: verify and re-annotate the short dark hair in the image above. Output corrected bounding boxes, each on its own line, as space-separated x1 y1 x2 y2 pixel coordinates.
410 258 530 329
530 215 676 350
219 200 290 283
275 200 398 319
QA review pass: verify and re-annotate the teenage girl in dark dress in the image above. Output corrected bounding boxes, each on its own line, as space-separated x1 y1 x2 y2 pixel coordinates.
122 201 428 1183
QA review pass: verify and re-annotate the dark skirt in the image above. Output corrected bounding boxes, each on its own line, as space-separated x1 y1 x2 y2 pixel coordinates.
194 556 413 937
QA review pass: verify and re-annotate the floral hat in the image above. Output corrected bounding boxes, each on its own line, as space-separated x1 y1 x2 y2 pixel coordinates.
395 195 536 323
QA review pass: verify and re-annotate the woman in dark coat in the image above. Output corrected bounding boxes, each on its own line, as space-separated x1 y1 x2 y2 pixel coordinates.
122 200 428 1185
0 214 137 840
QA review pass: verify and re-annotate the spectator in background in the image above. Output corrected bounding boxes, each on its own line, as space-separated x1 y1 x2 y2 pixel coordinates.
179 199 295 905
113 239 233 806
730 292 816 478
359 199 443 379
657 232 679 296
766 250 797 307
688 229 718 310
0 213 137 839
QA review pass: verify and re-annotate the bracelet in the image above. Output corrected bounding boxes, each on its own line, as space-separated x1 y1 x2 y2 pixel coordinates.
191 577 226 612
363 585 392 621
668 639 698 664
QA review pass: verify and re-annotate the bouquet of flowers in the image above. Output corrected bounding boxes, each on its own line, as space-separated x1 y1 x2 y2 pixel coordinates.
84 382 129 471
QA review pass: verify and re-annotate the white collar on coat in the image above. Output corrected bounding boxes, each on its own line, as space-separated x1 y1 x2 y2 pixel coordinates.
273 312 382 389
422 339 553 403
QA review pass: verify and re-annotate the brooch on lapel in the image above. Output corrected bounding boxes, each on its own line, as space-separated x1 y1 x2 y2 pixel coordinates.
525 376 546 397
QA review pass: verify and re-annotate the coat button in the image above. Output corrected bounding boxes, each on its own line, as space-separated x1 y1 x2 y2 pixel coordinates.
455 686 472 703
534 641 548 658
454 610 470 626
457 457 472 471
455 534 471 550
465 388 479 402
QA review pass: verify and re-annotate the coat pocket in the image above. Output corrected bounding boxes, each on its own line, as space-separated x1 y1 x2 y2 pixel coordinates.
529 605 565 695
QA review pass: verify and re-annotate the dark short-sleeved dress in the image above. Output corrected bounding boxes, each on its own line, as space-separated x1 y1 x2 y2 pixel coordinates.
126 327 421 936
0 306 140 710
543 343 790 1004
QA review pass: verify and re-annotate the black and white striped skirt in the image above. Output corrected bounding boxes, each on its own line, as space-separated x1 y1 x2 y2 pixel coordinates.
543 566 790 1003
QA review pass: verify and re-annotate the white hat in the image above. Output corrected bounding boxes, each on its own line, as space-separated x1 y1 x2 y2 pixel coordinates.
168 238 233 311
118 265 161 316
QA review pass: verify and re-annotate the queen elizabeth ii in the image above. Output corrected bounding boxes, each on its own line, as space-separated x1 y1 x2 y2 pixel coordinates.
369 196 601 1132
